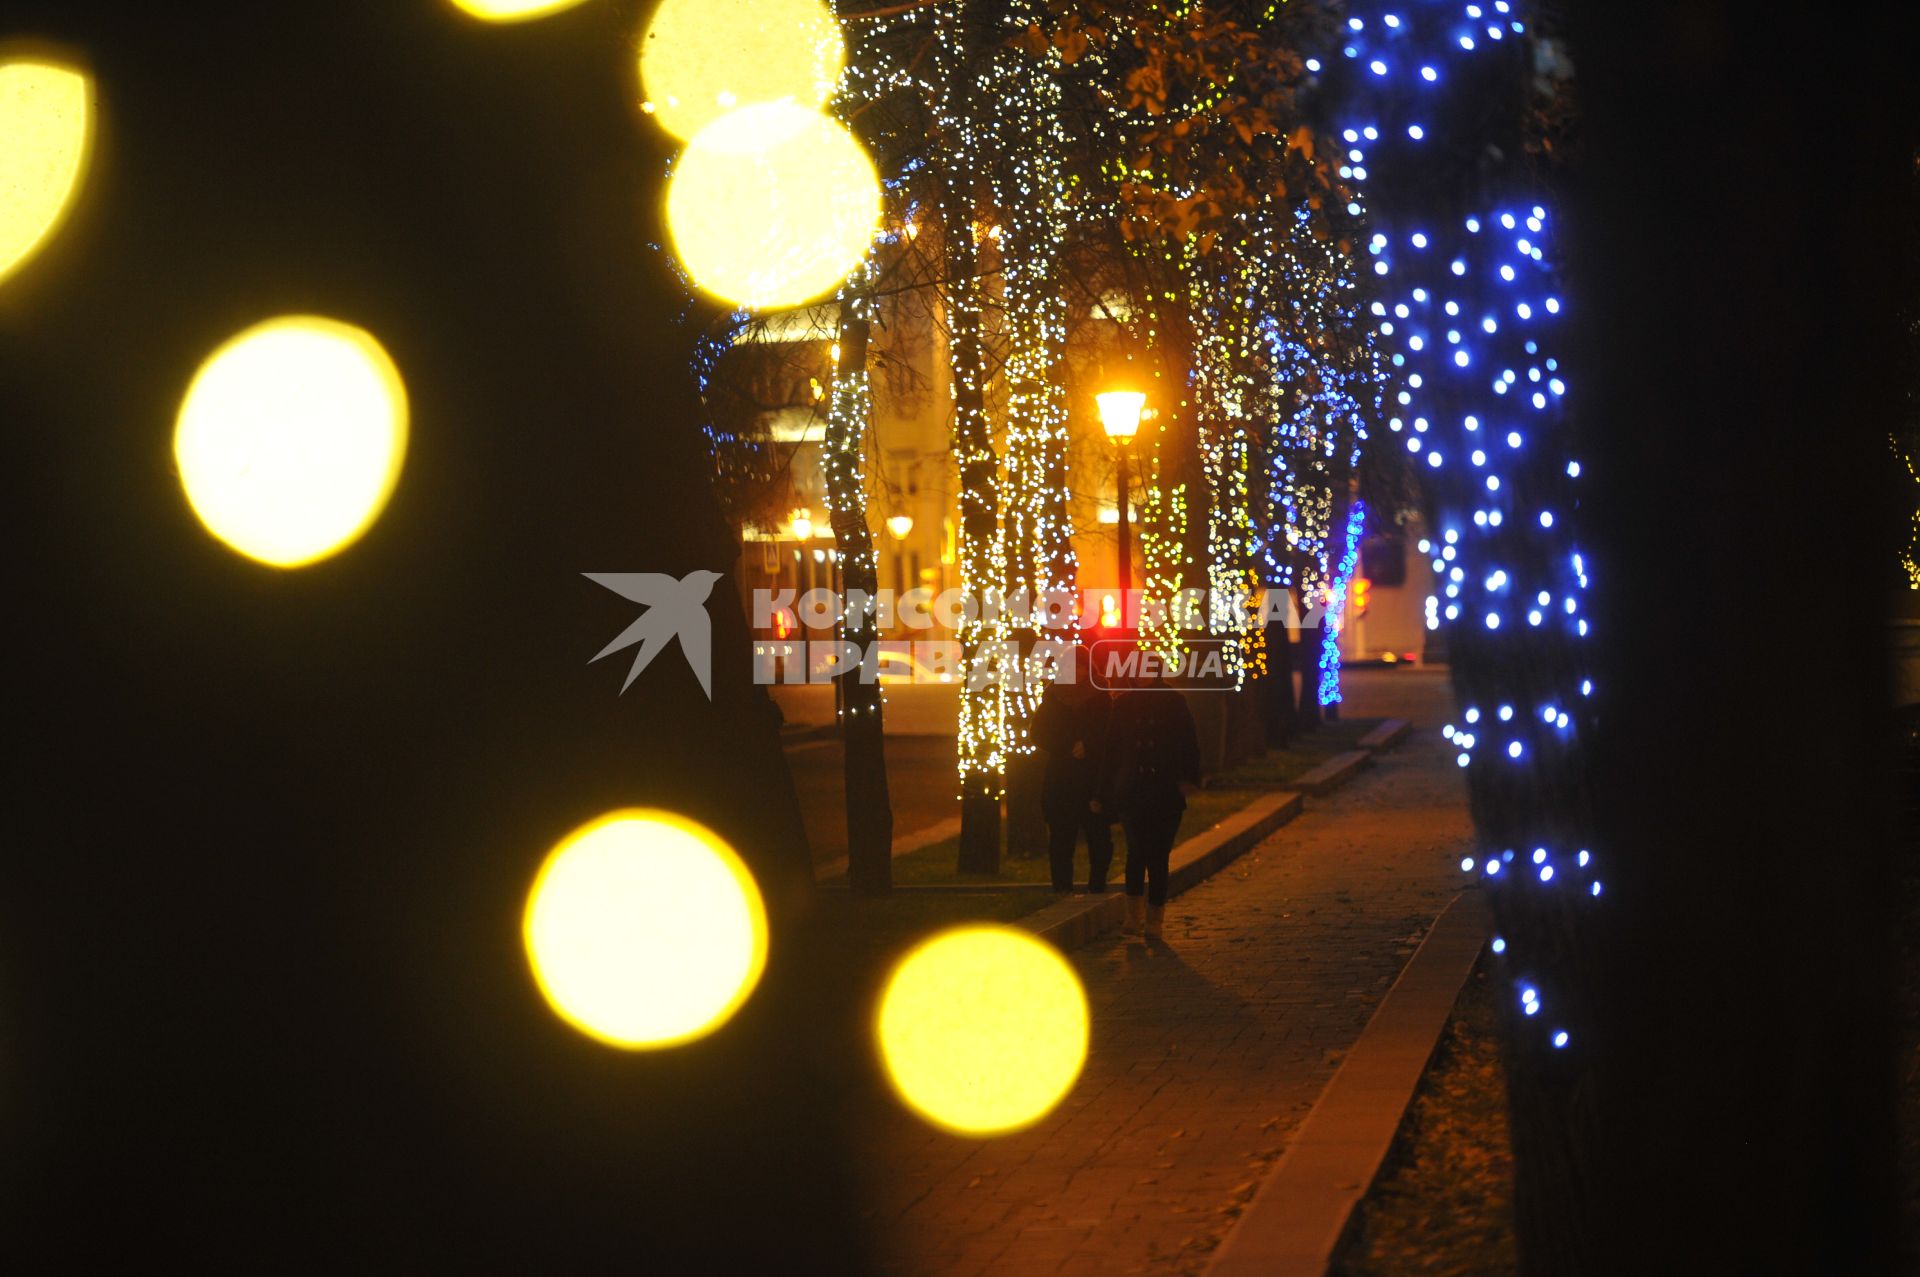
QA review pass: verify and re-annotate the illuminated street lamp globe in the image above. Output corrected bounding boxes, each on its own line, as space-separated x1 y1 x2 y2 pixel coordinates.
885 514 913 540
1095 389 1146 442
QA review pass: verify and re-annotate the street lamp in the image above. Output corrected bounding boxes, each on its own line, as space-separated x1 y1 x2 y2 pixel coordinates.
1095 390 1145 612
884 513 913 598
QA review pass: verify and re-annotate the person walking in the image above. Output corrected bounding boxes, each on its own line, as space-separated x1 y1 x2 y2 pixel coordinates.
1106 656 1202 944
1034 646 1115 894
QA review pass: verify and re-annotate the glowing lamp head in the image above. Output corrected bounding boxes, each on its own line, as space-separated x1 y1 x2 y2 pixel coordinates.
0 58 94 286
523 810 768 1050
876 926 1088 1136
789 508 814 541
885 514 913 540
174 316 407 568
1096 390 1146 442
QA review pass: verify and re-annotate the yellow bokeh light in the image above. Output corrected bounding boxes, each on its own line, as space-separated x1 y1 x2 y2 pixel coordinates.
447 0 590 22
0 58 94 286
524 810 769 1050
639 0 844 143
174 316 407 568
876 926 1090 1137
667 102 879 311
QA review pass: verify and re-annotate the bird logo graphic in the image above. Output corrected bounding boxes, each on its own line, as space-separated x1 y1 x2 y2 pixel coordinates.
584 570 722 698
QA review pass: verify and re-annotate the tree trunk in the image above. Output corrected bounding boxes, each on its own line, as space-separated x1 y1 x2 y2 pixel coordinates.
1294 614 1323 729
1264 606 1295 747
1562 0 1909 1268
950 241 1006 874
941 0 1004 876
1320 487 1352 724
826 309 894 896
952 228 1004 873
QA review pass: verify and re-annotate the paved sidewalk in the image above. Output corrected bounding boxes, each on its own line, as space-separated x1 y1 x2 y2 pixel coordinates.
855 669 1473 1276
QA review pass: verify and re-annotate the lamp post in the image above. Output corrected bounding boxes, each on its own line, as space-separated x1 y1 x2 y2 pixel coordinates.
1095 390 1145 621
788 506 814 599
885 513 913 598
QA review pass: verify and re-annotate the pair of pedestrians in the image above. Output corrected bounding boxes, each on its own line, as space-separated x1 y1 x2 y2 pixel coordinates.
1033 649 1202 944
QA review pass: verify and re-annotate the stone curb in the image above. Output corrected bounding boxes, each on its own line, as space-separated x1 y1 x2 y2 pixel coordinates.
1204 889 1493 1277
1356 717 1411 751
820 883 1061 895
814 814 962 884
818 720 1402 897
1022 789 1304 951
1293 749 1374 795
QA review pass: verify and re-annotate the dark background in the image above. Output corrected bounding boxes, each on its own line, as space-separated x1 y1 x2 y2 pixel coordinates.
1568 0 1915 1269
1 1 854 1266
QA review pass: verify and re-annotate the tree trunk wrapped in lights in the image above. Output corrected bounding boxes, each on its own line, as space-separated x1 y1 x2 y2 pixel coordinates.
1136 463 1195 655
991 18 1076 860
1248 202 1376 723
1189 240 1267 688
1316 492 1365 718
995 19 1076 714
824 272 895 896
1328 2 1602 1262
936 1 1012 875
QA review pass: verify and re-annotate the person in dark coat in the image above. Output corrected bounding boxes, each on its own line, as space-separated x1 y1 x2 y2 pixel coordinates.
1105 656 1203 943
1033 646 1115 894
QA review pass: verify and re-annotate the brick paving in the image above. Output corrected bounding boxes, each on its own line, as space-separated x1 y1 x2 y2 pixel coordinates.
855 669 1474 1276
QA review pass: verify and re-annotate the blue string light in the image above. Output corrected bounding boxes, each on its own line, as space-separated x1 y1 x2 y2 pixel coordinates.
1322 0 1598 1053
1318 500 1368 706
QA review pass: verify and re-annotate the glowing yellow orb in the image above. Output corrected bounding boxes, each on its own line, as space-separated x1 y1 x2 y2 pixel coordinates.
876 926 1090 1136
639 0 844 143
667 102 879 311
523 810 769 1050
448 0 590 22
174 317 407 568
0 59 94 286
